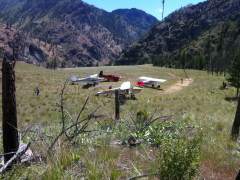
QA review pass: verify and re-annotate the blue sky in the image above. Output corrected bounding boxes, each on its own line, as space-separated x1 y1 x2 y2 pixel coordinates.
83 0 205 20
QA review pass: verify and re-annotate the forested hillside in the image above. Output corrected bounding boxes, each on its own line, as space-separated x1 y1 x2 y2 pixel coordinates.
0 0 158 67
117 0 240 73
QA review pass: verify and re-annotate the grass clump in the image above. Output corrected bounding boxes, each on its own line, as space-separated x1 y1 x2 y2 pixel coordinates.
42 149 81 179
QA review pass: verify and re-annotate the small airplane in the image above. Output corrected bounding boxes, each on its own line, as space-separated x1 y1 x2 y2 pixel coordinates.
96 81 142 99
136 76 167 89
69 74 105 88
99 71 120 82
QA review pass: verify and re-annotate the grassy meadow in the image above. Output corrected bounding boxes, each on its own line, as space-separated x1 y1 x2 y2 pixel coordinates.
0 62 239 179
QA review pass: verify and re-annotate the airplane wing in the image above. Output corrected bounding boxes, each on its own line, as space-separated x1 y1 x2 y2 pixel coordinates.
132 86 143 94
78 77 90 82
96 81 131 96
96 81 143 97
89 74 99 78
78 74 104 83
120 81 131 90
69 75 79 82
96 88 118 96
139 76 167 83
70 74 104 85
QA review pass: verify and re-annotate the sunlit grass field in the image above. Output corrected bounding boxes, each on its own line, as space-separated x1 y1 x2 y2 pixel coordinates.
0 62 239 179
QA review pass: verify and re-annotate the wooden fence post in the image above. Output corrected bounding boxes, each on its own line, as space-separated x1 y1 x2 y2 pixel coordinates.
2 56 19 164
115 90 120 121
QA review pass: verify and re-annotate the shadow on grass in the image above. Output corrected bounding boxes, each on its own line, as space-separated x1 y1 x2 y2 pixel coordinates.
225 96 239 102
142 86 164 91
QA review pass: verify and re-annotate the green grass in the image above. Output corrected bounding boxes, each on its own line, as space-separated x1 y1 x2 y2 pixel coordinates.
0 62 239 179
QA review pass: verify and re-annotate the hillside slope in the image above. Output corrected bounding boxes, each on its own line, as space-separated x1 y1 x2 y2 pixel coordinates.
0 23 65 66
0 0 158 67
117 0 240 71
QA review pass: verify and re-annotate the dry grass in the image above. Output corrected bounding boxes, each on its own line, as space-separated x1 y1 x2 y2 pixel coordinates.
0 62 239 179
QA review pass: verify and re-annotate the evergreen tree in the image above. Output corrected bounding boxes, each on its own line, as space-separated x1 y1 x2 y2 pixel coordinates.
231 96 240 140
46 57 57 69
227 51 240 97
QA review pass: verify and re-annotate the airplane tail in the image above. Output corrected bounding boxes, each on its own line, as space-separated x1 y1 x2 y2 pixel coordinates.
136 81 144 87
70 75 78 82
99 71 103 77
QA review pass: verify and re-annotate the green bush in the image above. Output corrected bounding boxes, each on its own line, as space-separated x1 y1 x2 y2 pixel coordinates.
146 120 188 146
156 135 202 180
127 116 202 180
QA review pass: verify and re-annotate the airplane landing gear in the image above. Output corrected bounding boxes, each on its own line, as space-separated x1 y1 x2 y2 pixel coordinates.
82 84 92 89
130 94 136 100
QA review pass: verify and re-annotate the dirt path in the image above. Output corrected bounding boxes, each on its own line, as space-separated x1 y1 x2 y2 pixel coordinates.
162 78 193 94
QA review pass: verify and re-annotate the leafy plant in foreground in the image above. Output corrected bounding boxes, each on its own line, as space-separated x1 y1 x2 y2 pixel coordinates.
156 135 202 180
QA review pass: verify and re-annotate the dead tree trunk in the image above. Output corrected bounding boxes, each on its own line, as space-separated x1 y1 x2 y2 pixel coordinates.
231 97 240 141
162 0 165 21
236 170 240 180
2 56 19 164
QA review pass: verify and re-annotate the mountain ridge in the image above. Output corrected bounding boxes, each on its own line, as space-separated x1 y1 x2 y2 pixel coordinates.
117 0 240 72
0 0 158 67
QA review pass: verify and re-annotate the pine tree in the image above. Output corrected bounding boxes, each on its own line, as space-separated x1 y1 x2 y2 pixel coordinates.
227 51 240 97
231 96 240 140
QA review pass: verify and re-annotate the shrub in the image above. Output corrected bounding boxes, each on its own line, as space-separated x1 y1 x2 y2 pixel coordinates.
156 135 202 180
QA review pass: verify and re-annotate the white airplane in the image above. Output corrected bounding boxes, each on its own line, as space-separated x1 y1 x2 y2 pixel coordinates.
96 81 142 99
69 74 105 87
137 76 167 89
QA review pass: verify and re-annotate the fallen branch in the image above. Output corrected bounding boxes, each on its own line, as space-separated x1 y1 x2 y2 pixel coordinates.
128 173 159 180
0 143 31 174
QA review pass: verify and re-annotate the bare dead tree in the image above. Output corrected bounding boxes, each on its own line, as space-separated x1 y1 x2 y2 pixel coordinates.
2 54 19 164
8 32 25 60
231 97 240 141
47 81 101 153
1 31 26 166
162 0 165 20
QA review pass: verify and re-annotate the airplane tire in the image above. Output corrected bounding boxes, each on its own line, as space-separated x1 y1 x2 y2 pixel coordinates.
131 94 136 100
